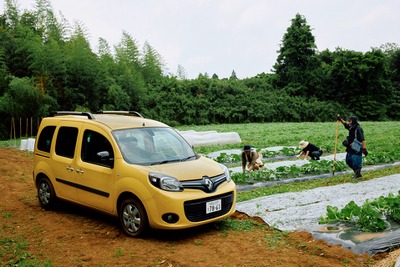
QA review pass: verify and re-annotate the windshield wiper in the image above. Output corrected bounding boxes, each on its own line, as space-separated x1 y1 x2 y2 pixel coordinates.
150 155 197 165
150 158 182 165
180 155 197 162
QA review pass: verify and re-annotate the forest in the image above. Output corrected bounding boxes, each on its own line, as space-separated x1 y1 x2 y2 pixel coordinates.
0 0 399 139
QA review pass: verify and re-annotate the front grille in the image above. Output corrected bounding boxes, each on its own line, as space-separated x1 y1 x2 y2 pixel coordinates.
181 173 226 193
184 192 234 222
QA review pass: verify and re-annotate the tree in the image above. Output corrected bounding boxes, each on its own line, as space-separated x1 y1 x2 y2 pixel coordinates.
102 84 131 111
176 64 187 80
32 0 66 43
273 13 321 96
0 22 10 94
0 76 56 117
114 32 146 111
381 44 400 119
229 70 237 80
96 38 122 111
3 0 19 28
141 41 164 83
63 23 101 111
321 48 393 120
115 31 141 70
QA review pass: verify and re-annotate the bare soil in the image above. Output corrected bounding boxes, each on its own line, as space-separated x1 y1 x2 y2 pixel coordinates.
1 147 399 267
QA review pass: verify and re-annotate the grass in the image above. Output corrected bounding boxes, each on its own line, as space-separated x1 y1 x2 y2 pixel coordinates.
0 138 25 148
114 247 124 258
0 233 52 267
177 121 400 156
215 217 263 232
263 230 290 250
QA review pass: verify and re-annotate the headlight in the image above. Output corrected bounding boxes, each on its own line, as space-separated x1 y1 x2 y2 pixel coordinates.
149 173 183 192
220 163 231 182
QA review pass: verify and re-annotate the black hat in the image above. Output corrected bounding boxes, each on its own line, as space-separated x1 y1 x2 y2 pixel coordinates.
243 145 251 152
347 115 358 124
347 115 357 120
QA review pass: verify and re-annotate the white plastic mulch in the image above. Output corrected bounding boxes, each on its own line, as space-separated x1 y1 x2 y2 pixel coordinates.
235 174 400 232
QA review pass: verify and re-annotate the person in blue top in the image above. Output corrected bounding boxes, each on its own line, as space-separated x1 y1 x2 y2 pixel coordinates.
337 114 368 179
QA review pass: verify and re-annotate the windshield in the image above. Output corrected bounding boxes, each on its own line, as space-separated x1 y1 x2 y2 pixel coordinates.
113 127 197 165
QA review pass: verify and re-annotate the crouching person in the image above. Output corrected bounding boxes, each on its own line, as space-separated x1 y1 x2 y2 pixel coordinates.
242 145 264 172
297 140 323 160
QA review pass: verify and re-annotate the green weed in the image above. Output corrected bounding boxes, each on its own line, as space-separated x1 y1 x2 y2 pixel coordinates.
214 217 262 232
0 234 52 266
263 230 291 252
114 247 124 258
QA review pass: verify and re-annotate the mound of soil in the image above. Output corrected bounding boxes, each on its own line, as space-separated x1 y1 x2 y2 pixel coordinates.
0 147 398 266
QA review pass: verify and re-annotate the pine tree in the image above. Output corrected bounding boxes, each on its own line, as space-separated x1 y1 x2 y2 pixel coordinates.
273 13 320 96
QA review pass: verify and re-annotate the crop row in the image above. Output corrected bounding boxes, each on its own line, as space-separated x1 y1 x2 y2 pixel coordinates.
214 148 400 185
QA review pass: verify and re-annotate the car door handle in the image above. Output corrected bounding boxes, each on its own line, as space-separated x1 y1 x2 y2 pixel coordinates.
76 169 84 174
66 166 74 172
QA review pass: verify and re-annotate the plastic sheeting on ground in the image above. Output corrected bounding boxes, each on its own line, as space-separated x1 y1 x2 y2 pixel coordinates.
235 174 400 255
178 130 241 147
19 138 35 152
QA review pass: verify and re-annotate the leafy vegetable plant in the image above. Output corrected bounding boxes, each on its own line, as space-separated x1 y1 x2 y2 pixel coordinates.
319 191 400 232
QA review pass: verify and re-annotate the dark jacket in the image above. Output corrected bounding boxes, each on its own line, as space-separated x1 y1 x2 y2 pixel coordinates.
343 119 364 154
302 143 320 153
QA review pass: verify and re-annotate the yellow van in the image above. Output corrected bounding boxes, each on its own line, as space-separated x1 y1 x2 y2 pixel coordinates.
33 111 236 237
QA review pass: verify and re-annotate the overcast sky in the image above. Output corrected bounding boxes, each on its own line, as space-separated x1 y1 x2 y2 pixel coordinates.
4 0 400 79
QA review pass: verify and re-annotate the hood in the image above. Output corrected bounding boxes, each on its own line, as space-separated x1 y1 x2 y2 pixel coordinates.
144 156 223 181
348 115 359 126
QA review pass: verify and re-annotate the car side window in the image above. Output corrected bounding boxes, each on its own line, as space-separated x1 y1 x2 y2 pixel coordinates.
55 127 78 158
37 126 56 152
81 130 114 168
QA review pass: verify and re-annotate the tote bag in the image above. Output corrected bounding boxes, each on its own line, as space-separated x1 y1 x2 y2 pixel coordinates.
350 127 362 152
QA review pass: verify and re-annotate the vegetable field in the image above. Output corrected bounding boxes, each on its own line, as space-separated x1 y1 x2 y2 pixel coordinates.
178 121 400 183
179 121 400 235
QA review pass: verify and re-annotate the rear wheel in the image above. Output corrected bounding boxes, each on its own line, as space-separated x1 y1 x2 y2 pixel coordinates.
37 177 56 209
119 198 149 237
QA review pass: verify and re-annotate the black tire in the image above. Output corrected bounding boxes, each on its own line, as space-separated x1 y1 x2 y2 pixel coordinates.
119 198 149 237
37 177 57 209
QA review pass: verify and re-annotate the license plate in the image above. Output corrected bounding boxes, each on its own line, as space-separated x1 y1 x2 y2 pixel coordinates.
206 199 222 214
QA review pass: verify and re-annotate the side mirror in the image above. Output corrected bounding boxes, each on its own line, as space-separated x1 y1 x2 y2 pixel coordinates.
97 151 110 159
96 151 114 167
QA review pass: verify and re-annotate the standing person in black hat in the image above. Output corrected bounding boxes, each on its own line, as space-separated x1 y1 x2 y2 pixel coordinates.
241 145 264 172
297 140 323 160
337 114 368 179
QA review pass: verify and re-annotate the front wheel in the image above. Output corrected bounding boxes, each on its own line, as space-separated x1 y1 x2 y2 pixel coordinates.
37 177 56 209
119 198 149 237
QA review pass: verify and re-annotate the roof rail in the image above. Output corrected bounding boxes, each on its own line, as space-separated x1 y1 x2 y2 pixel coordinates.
97 111 144 118
52 111 95 120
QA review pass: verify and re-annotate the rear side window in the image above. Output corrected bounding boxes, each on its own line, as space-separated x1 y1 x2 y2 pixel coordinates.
55 127 78 158
81 130 114 168
37 126 56 152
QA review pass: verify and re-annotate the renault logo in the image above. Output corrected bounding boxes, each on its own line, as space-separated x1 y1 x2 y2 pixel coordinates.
203 177 214 191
